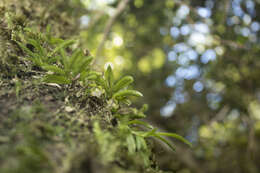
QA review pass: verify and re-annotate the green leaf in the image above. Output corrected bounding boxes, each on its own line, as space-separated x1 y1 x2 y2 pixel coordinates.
17 41 44 66
143 128 157 137
27 38 46 56
48 39 75 57
49 37 65 45
86 74 98 80
155 132 192 147
132 128 157 138
41 64 65 75
105 65 114 89
126 134 136 154
135 135 147 151
113 89 143 100
68 49 82 70
153 134 176 151
44 75 71 84
84 71 100 81
121 99 132 106
59 48 69 69
76 56 93 74
96 76 107 91
128 120 153 129
16 41 38 58
27 57 43 66
113 76 134 93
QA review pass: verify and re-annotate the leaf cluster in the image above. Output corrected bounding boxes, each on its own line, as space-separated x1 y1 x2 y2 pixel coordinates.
96 65 143 101
16 27 95 84
17 28 192 168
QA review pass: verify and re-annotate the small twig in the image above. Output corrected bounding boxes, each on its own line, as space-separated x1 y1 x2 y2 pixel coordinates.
84 10 105 30
94 0 131 61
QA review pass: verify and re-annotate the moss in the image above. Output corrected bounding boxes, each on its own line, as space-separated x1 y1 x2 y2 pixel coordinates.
0 73 163 173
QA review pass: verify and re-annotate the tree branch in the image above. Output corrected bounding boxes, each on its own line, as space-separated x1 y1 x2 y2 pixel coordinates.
84 10 105 30
95 0 131 60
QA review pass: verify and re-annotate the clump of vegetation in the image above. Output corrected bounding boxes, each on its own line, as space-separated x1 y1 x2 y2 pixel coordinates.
0 2 191 173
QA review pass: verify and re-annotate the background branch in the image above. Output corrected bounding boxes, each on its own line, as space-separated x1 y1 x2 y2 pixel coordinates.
95 0 131 61
84 10 105 30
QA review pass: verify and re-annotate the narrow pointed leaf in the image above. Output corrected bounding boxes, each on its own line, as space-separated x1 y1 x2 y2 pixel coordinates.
135 135 147 151
27 57 43 66
86 74 98 80
113 76 134 93
49 37 65 45
68 49 82 70
128 120 153 129
135 136 143 151
96 77 107 91
105 65 113 88
155 132 192 147
27 38 46 56
16 41 38 58
132 128 157 138
126 134 136 154
153 134 176 151
59 48 69 69
76 56 93 74
48 39 75 57
113 90 143 100
143 128 157 137
41 64 65 75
